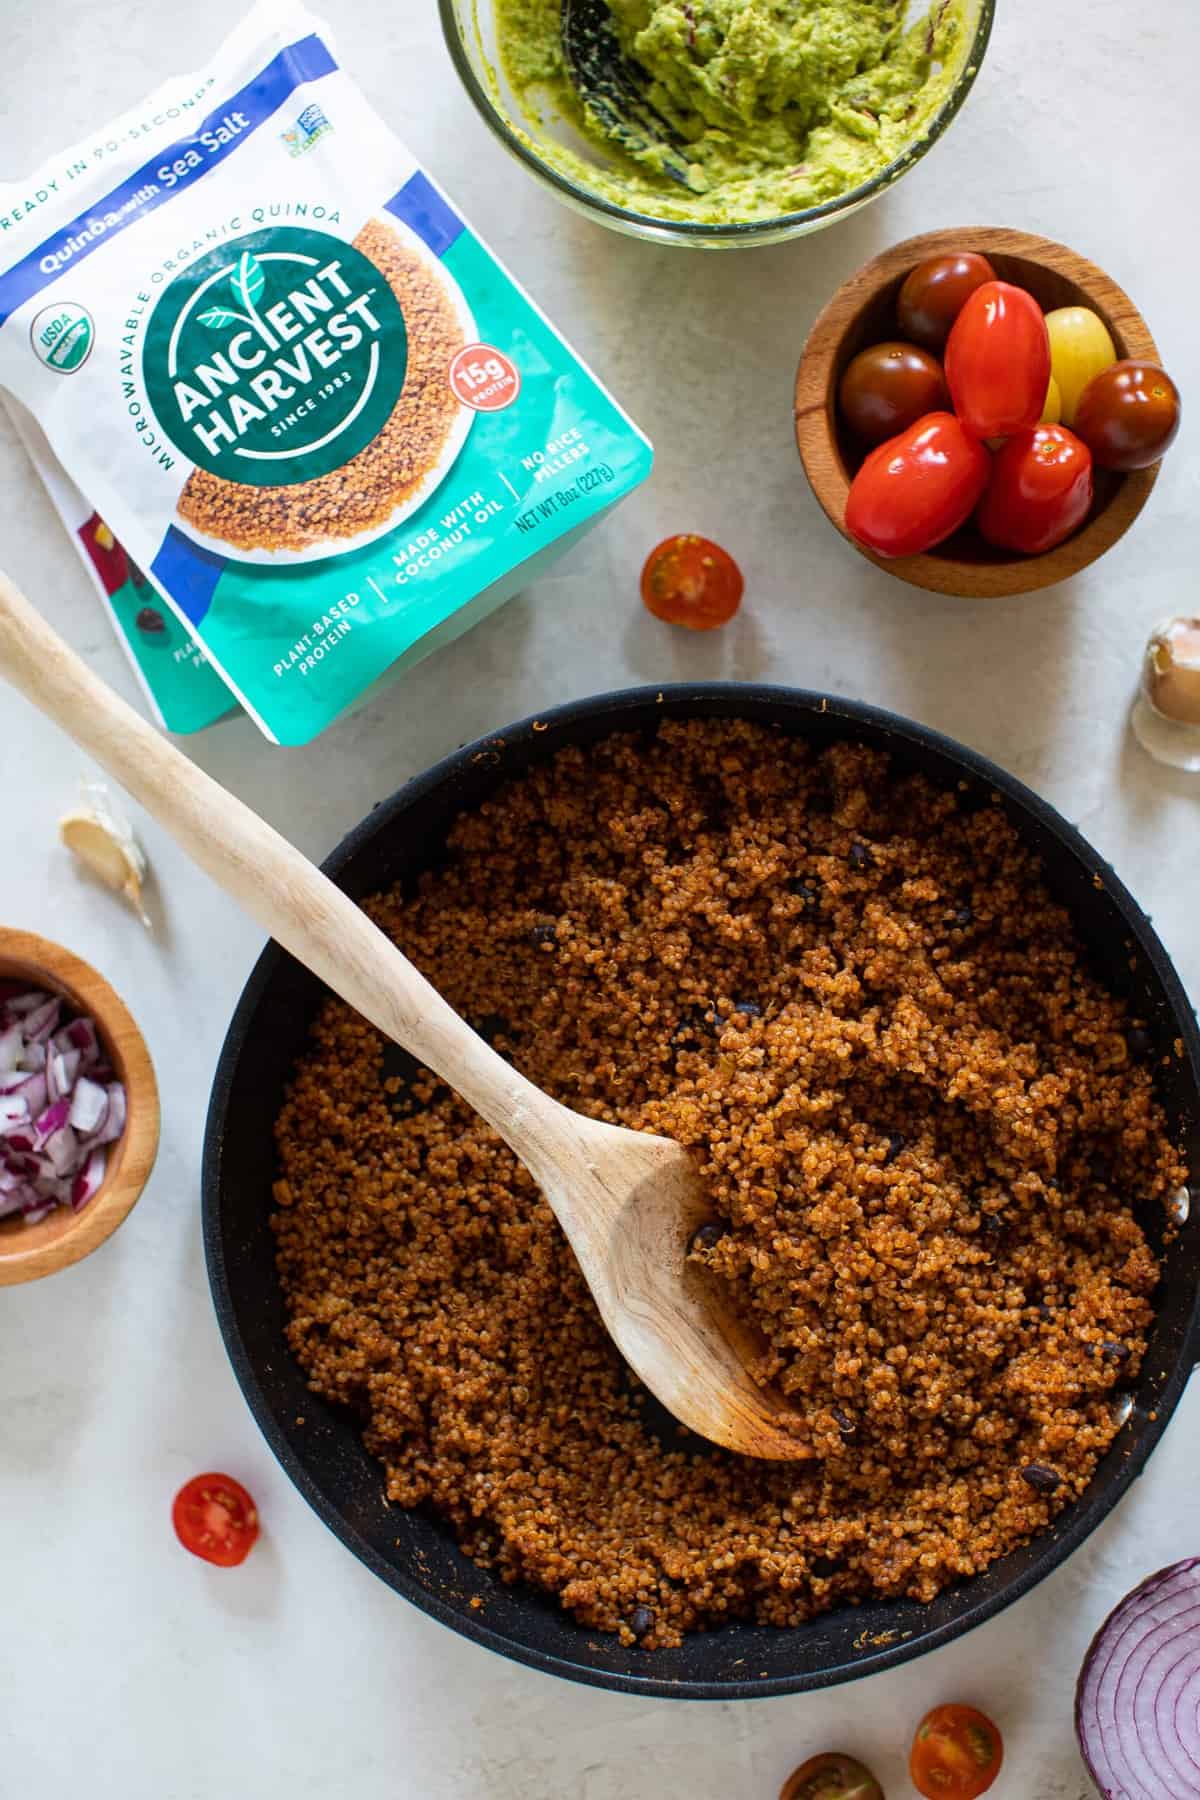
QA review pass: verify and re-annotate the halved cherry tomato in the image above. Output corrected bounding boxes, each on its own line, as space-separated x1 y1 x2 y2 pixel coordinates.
910 1704 1003 1799
839 342 950 446
173 1473 260 1567
897 252 997 353
976 424 1094 555
1044 306 1117 426
1074 360 1182 470
945 281 1051 439
845 413 990 559
640 534 743 630
780 1752 884 1800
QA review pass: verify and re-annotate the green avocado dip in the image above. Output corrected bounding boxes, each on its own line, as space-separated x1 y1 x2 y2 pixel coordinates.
492 0 972 225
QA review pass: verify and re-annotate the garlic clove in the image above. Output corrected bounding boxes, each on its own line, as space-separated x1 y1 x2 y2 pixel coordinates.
1144 617 1200 725
1131 617 1200 772
59 782 151 926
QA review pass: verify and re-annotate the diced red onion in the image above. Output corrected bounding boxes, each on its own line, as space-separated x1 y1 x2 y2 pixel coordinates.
9 1071 47 1121
1076 1557 1200 1799
68 1077 108 1137
42 1125 78 1176
62 1018 99 1063
94 1082 126 1147
46 1048 81 1105
34 1097 71 1145
3 991 48 1016
0 1095 29 1130
71 1148 107 1211
0 988 125 1224
21 997 61 1044
0 1023 22 1072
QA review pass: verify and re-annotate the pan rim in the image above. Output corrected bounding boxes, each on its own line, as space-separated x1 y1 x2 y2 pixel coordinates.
203 681 1200 1699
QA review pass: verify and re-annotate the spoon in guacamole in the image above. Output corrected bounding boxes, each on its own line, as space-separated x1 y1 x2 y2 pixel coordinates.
560 0 699 189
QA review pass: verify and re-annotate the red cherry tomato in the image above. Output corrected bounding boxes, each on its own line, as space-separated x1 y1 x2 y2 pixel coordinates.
172 1473 260 1567
945 281 1052 439
976 424 1094 554
844 412 990 559
897 252 997 353
911 1704 1003 1799
1074 360 1182 470
640 535 743 630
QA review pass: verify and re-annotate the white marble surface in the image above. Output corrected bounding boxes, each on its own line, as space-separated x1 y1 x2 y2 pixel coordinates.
2 2 1199 1795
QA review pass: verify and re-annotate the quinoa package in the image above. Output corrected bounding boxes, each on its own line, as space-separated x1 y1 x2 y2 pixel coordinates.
0 3 652 744
5 399 238 734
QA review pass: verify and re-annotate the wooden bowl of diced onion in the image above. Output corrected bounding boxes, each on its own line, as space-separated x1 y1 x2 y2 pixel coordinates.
794 227 1162 598
0 930 159 1285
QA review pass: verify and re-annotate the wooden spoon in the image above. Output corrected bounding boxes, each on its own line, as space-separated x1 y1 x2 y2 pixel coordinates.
0 572 808 1461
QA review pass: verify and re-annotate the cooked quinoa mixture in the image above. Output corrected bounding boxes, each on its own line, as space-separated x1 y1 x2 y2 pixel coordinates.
273 721 1185 1648
178 220 464 553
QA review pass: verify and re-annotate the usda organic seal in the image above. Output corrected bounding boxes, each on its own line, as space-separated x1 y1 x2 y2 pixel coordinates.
30 302 94 373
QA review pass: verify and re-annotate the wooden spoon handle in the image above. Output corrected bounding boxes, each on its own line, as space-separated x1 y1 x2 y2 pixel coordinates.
0 570 553 1147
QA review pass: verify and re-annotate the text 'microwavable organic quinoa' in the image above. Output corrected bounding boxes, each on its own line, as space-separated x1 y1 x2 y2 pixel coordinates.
177 221 465 555
272 721 1186 1649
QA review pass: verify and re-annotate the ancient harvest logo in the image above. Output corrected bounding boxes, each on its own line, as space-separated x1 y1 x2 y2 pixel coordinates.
143 227 407 486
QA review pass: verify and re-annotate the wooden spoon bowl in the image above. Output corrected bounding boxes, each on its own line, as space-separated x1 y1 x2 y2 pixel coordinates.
0 929 159 1286
0 577 803 1457
795 227 1162 598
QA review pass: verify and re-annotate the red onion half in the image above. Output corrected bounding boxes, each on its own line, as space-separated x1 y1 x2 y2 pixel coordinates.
1076 1558 1200 1798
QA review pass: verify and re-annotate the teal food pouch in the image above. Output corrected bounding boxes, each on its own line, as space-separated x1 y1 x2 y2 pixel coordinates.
5 399 239 734
0 1 652 744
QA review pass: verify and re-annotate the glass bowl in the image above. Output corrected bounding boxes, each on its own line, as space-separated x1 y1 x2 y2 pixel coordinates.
439 0 995 249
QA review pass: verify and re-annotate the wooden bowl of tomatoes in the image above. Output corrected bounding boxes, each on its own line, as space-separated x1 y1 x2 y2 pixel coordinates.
795 227 1179 598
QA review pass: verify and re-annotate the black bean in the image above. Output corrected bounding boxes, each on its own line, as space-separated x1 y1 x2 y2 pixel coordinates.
1021 1463 1061 1494
1126 1026 1153 1058
809 1556 843 1579
477 1013 512 1047
690 1222 727 1254
717 998 761 1023
882 1133 905 1166
630 1606 655 1638
1036 1303 1054 1321
950 905 974 929
1099 1340 1130 1365
982 1211 1007 1238
671 1009 709 1048
831 1408 857 1437
849 842 873 870
530 922 558 948
136 606 166 634
789 880 818 908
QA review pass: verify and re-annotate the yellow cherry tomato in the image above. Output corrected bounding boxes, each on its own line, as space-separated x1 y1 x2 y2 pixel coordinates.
1044 307 1117 425
1040 375 1063 425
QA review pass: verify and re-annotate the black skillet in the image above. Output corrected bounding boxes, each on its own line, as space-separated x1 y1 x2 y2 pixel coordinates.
203 683 1200 1700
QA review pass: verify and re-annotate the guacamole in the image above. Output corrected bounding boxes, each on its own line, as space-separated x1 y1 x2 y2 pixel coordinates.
492 0 972 224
